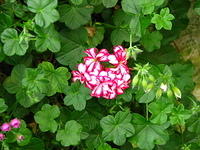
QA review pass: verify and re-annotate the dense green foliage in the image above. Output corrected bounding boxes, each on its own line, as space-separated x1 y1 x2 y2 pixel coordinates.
0 0 199 150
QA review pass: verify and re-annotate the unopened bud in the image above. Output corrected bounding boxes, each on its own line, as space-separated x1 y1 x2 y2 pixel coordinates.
132 75 139 88
142 79 148 90
172 87 181 99
167 89 173 98
0 133 5 141
17 135 24 141
145 83 154 92
156 89 162 99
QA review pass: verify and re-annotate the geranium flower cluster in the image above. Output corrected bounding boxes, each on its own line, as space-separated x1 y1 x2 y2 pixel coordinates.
0 118 22 141
72 46 131 99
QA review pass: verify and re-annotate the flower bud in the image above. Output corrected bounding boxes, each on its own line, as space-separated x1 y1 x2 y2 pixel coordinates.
1 123 11 132
10 118 21 128
145 83 154 92
17 135 24 141
132 75 139 88
142 78 148 89
172 86 181 99
0 133 5 141
148 74 155 82
156 89 162 99
167 89 173 98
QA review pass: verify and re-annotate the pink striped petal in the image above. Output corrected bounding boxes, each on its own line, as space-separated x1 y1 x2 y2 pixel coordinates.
108 55 119 65
78 63 87 73
84 48 97 57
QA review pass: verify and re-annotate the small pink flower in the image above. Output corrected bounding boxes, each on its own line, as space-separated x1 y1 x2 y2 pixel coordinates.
1 123 11 132
0 133 5 141
17 135 24 141
10 118 21 128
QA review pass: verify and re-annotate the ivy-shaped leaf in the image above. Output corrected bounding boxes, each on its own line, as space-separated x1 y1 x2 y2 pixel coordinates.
64 82 91 111
22 68 49 94
38 62 70 96
97 143 119 150
151 8 175 30
16 87 45 108
27 0 59 28
100 111 135 146
56 28 88 69
129 114 169 150
59 4 93 29
17 128 32 146
0 43 5 62
149 99 174 124
34 104 60 133
141 31 163 52
56 120 82 146
188 115 200 134
70 0 84 5
3 64 26 94
169 104 192 125
102 0 118 8
87 26 105 47
34 25 61 53
0 98 8 113
0 13 13 34
1 28 29 56
121 0 140 14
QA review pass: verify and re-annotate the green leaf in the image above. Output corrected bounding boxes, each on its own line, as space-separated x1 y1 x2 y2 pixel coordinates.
151 8 175 30
1 28 29 56
17 128 32 146
16 87 45 108
0 98 8 113
149 99 174 124
64 82 91 111
0 13 13 34
19 138 45 150
111 29 129 45
34 25 61 53
97 143 119 150
15 68 49 107
38 61 70 96
102 0 118 8
141 31 163 52
121 0 140 14
3 64 26 94
27 0 59 28
169 104 192 125
56 28 88 69
138 90 155 103
0 43 5 62
129 114 169 150
70 0 84 5
56 120 82 146
100 111 135 146
59 4 93 29
87 26 105 47
129 16 141 38
188 116 200 134
22 68 49 94
34 104 60 133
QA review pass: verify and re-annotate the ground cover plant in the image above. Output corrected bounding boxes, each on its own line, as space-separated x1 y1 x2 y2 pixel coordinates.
0 0 200 149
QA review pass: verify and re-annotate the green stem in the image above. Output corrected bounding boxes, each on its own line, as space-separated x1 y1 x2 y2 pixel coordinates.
146 103 149 121
130 33 133 48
